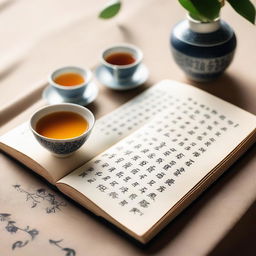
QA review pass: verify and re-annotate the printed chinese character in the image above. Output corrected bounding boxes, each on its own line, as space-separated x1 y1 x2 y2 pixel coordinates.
147 193 157 201
108 154 116 159
134 144 142 149
108 167 116 172
109 192 119 199
131 168 140 175
209 137 215 142
97 184 107 192
139 161 148 166
139 187 148 194
132 155 141 161
157 186 166 192
188 130 195 135
79 171 88 178
198 147 206 153
176 153 185 159
123 176 131 182
130 207 143 215
169 160 177 167
141 148 150 154
163 164 171 170
147 153 156 159
197 136 203 141
163 151 171 156
156 172 166 179
146 166 156 173
115 158 125 163
148 180 156 186
205 141 211 147
139 200 150 208
129 194 138 200
87 178 96 183
120 187 129 193
206 125 213 131
116 171 124 178
123 162 133 169
165 179 175 186
192 151 200 157
174 167 185 176
132 182 139 187
102 163 109 168
119 200 128 206
185 159 195 167
109 181 119 187
102 176 111 181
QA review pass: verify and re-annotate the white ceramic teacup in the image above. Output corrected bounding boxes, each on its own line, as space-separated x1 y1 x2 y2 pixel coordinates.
100 44 143 82
30 103 95 157
48 66 93 99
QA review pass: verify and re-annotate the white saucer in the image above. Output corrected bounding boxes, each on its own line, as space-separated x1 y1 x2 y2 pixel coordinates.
95 64 149 90
42 82 98 106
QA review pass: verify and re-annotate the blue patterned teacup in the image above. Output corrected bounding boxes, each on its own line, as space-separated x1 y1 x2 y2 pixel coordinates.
48 66 92 99
101 44 143 82
30 103 95 157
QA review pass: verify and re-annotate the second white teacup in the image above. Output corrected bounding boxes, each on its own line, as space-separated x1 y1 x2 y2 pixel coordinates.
101 44 143 81
48 66 92 99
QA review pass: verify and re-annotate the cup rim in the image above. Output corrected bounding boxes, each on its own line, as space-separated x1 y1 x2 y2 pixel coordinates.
30 103 95 142
100 43 143 69
48 66 93 91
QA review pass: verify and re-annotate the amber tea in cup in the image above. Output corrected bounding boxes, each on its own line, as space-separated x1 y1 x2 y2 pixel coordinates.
30 103 95 157
54 73 85 87
49 66 92 99
36 111 88 139
105 52 136 66
101 44 143 81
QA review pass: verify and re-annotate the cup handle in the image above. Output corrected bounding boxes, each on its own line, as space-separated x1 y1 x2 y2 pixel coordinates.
112 66 119 81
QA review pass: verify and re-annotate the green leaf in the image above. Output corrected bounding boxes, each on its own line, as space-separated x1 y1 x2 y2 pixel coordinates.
99 0 121 19
227 0 255 24
179 0 221 22
191 0 221 21
178 0 204 21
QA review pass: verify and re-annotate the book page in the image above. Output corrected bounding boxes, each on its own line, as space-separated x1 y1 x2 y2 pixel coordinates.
58 80 256 237
0 81 184 183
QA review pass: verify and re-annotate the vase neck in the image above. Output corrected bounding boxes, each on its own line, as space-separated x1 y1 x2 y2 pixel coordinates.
188 15 220 33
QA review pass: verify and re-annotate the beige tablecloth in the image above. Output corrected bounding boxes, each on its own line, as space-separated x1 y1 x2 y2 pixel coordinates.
0 0 256 255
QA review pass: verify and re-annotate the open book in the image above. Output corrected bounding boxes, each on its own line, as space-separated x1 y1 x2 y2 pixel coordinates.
1 80 255 243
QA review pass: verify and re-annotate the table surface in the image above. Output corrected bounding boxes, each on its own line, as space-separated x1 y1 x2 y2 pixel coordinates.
0 0 255 255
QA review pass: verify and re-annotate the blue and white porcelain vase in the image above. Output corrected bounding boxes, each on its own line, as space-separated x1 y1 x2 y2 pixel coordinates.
170 15 237 82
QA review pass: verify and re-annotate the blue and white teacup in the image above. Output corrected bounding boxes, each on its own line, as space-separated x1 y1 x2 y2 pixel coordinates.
30 103 95 157
48 66 92 99
101 44 143 82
